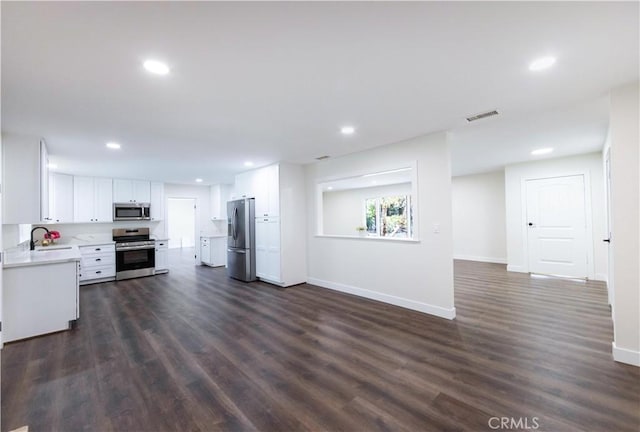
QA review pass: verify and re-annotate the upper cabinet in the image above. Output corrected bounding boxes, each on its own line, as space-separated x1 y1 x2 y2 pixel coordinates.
2 134 49 223
150 182 164 221
48 173 74 223
113 179 151 203
73 176 113 223
210 184 231 220
232 165 279 217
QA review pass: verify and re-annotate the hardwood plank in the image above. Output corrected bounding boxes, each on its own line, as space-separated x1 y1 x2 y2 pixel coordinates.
2 251 638 432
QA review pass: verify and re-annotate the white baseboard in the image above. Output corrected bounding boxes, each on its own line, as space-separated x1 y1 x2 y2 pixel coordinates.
453 254 507 264
507 265 527 273
594 273 608 282
307 277 456 320
612 342 640 367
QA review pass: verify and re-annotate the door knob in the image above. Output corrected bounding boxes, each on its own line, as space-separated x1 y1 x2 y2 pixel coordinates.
528 222 534 226
603 238 611 243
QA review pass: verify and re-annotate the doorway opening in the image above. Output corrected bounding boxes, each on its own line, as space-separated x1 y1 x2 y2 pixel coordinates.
167 198 197 250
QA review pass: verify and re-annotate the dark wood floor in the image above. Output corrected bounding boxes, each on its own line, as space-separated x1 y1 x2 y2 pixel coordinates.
2 250 639 432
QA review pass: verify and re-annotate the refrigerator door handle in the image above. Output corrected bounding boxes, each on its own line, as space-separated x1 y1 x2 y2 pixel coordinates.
228 249 246 254
233 207 238 240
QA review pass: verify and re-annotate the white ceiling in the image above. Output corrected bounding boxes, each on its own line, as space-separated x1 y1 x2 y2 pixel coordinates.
2 2 638 183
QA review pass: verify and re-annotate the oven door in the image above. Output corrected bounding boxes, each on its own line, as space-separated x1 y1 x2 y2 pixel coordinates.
116 246 155 280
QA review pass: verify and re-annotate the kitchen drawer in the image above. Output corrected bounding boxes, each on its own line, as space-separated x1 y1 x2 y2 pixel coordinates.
81 253 115 269
79 265 115 281
79 244 115 254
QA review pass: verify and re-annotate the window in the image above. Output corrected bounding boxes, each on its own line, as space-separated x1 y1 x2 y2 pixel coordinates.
364 195 412 238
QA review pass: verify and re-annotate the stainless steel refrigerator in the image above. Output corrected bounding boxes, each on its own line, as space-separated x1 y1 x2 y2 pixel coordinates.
227 198 256 281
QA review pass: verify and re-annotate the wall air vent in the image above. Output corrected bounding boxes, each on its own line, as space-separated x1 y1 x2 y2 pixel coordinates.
315 155 330 160
466 110 499 122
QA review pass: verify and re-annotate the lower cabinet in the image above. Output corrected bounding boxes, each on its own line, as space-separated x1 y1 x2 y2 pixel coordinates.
255 217 281 284
155 239 169 274
3 260 79 343
201 236 226 267
79 243 116 285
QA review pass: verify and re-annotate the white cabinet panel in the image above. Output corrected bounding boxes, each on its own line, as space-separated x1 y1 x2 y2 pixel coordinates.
3 261 78 342
256 217 281 283
2 134 48 223
201 236 225 267
150 182 165 221
200 237 211 264
113 179 150 203
73 176 112 223
94 178 113 222
155 240 169 273
73 176 96 223
78 243 116 284
233 171 254 199
210 184 231 220
49 173 74 223
253 165 279 218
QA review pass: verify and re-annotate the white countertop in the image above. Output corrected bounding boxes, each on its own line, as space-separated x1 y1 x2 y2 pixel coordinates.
3 245 81 269
201 234 226 238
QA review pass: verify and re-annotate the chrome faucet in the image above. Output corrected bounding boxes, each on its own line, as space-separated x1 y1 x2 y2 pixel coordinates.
30 226 50 250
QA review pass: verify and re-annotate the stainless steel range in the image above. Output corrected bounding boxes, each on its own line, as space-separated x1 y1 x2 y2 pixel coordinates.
113 228 155 280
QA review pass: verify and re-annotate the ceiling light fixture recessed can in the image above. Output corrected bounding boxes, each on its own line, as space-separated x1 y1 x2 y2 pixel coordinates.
531 147 554 155
195 178 203 183
244 161 254 167
106 142 121 149
340 126 355 135
47 163 58 169
529 56 556 71
143 59 170 75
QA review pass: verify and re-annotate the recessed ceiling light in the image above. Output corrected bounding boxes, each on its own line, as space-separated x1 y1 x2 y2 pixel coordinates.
531 147 554 155
244 161 254 167
106 142 121 149
327 186 333 190
341 126 355 135
195 178 203 183
143 59 170 75
47 163 58 169
529 56 556 71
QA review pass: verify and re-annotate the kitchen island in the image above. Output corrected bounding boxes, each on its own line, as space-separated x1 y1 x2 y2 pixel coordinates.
3 245 81 343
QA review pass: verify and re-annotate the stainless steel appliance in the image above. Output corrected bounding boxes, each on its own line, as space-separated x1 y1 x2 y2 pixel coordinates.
227 198 256 281
113 203 151 221
113 228 155 280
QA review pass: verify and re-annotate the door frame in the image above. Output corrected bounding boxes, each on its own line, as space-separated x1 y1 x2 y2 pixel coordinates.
520 171 595 279
166 197 199 260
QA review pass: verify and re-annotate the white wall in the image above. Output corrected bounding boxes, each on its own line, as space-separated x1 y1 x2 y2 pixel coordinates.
608 81 639 366
504 152 607 281
323 183 411 236
452 171 507 263
305 131 455 319
167 198 196 249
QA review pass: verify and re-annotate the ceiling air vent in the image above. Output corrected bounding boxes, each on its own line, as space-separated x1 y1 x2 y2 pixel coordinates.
466 110 499 122
315 155 330 160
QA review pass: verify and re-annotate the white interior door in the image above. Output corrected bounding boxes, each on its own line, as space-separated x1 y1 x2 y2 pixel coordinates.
526 175 588 278
604 149 614 305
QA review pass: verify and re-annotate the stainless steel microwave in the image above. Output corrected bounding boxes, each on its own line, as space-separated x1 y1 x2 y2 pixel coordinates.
113 203 151 221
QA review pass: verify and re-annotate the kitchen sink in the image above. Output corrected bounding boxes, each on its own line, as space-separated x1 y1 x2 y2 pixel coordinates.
36 246 73 251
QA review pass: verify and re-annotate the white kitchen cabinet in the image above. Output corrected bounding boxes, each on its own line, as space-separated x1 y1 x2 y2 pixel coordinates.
150 182 165 221
113 178 151 203
210 184 231 220
2 134 49 223
252 163 306 287
256 217 281 283
78 243 116 284
3 260 79 343
155 239 169 274
200 236 226 267
74 176 113 222
232 171 255 199
48 173 74 223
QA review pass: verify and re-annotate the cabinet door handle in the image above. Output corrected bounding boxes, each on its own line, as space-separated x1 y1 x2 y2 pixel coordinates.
96 258 101 262
95 248 101 251
96 270 102 274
